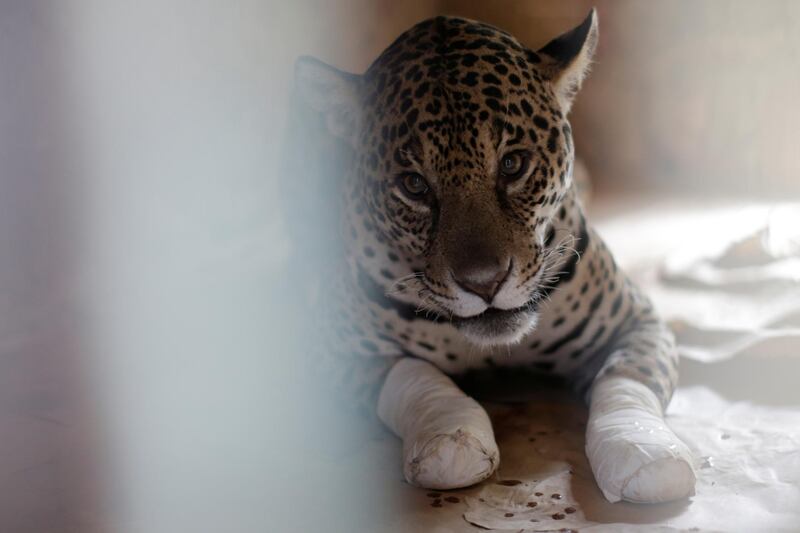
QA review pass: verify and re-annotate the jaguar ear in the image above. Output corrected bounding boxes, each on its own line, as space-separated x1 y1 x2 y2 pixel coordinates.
295 56 361 143
537 8 598 114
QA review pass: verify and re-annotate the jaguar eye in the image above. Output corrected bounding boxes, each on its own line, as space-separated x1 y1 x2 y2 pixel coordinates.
499 152 526 178
398 173 430 199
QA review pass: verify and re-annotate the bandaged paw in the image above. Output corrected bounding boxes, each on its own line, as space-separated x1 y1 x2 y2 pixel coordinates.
402 425 498 489
378 358 499 490
586 376 696 503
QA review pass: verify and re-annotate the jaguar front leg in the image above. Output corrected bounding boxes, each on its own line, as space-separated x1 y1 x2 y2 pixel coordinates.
377 358 500 490
585 296 696 503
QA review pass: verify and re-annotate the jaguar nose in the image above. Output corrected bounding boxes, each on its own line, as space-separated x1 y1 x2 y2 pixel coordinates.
452 258 512 304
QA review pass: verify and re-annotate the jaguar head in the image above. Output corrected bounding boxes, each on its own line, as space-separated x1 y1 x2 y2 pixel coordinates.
295 10 597 346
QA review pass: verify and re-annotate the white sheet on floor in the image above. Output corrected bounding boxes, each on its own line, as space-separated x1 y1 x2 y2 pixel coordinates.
456 387 800 532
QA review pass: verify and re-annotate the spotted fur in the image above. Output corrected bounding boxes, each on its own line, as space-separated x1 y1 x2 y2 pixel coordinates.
293 11 678 417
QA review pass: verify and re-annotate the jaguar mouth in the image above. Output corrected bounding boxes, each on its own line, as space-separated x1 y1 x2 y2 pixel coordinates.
452 301 539 347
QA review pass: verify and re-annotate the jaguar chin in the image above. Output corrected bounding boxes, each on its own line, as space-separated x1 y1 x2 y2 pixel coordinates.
452 304 539 347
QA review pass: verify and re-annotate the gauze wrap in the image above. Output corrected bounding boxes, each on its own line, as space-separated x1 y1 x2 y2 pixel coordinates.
377 358 499 490
587 376 697 503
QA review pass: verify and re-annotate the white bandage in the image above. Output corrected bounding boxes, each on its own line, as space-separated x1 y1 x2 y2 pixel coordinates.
586 376 697 503
377 358 499 490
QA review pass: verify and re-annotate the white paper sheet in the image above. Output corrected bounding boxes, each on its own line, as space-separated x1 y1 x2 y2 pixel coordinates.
458 387 800 532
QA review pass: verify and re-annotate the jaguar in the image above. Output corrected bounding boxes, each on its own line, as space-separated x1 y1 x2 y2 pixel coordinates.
291 9 696 503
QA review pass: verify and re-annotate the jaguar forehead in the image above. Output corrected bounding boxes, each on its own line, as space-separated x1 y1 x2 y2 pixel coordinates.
362 18 542 115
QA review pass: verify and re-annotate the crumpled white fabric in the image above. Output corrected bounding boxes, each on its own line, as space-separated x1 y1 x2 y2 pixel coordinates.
641 203 800 363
